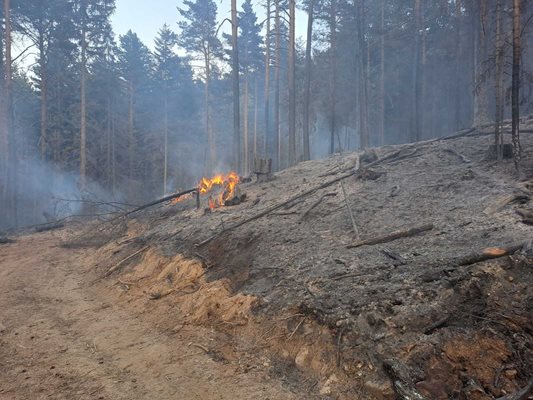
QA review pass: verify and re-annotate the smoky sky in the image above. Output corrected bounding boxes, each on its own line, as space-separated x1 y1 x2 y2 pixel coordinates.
112 0 309 49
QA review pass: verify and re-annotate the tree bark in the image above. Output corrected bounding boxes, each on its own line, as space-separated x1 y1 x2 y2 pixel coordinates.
264 0 271 158
411 0 422 142
303 0 314 161
274 0 281 170
330 0 337 154
80 20 87 191
473 0 491 127
38 34 48 161
379 0 385 146
357 0 369 149
3 0 16 227
288 0 296 166
253 76 258 161
494 0 504 160
231 0 241 173
128 81 134 186
204 50 215 174
244 73 249 173
511 0 522 171
163 94 168 195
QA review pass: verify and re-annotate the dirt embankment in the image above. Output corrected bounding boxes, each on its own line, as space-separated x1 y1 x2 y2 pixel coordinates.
2 126 533 399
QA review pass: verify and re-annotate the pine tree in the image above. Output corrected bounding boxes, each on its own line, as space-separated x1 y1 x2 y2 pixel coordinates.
118 30 153 196
72 0 115 191
178 0 222 173
154 24 186 194
238 0 263 172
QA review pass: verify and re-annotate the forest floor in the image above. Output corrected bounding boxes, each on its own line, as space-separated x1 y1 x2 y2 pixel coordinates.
1 122 533 399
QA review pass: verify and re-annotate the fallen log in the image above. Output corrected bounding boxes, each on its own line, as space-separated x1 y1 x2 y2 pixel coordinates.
123 188 198 218
196 171 357 246
35 222 65 233
347 224 434 249
196 149 427 247
454 243 528 267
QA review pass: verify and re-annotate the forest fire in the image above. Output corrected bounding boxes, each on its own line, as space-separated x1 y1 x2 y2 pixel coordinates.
198 172 240 209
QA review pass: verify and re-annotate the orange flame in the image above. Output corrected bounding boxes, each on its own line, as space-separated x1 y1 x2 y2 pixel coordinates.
198 172 240 209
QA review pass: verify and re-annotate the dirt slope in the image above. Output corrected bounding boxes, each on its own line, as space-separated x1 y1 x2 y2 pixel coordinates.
123 127 532 399
0 232 303 399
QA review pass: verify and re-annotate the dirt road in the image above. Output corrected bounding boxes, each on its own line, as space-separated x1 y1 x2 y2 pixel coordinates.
0 232 300 400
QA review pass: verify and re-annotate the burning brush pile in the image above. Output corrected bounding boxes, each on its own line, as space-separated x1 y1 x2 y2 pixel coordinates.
171 172 246 210
199 172 245 209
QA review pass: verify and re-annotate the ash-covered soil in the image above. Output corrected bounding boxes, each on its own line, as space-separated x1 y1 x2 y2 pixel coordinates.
55 124 533 399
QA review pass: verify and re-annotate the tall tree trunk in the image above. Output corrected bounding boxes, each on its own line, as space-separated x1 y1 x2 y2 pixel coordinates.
454 1 463 130
163 94 168 195
244 73 249 174
494 0 504 160
411 0 422 142
3 0 16 227
357 0 369 149
511 0 522 171
473 0 490 126
288 0 296 165
274 0 281 170
80 22 87 191
254 76 259 161
378 0 385 146
38 34 48 161
0 5 6 197
264 0 271 158
231 0 241 173
329 0 337 154
128 81 134 185
303 0 314 161
205 51 215 173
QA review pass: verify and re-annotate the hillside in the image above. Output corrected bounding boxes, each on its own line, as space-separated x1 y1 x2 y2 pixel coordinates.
2 125 532 400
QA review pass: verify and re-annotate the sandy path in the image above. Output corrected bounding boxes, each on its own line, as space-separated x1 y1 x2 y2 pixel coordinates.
0 232 299 400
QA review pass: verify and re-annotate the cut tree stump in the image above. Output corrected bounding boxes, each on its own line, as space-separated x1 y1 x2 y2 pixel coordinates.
254 158 273 183
347 224 434 249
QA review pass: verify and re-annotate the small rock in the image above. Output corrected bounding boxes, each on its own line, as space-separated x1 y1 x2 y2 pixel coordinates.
0 322 6 333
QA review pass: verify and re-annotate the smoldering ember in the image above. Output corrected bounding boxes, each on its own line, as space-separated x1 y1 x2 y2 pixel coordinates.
0 1 532 399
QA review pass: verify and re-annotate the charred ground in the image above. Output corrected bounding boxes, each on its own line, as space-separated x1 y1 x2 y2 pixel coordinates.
3 124 533 400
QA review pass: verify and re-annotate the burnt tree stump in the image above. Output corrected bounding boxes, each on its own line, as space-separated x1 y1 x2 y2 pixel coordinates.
254 158 273 183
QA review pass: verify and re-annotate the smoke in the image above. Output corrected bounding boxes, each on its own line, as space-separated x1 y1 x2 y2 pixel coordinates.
3 158 118 231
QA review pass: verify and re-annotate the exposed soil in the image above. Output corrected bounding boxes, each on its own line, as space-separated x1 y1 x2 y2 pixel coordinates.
1 125 533 399
0 231 307 399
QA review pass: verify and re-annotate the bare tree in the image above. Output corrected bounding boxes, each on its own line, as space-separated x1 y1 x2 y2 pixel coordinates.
494 0 505 160
511 0 522 171
264 0 271 158
303 0 315 161
288 0 296 165
231 0 241 173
